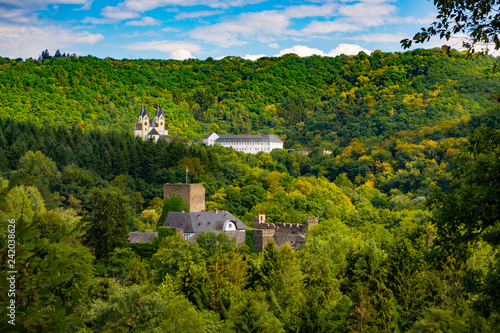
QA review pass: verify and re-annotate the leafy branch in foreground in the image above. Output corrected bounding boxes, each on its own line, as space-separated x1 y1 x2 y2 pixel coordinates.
401 0 500 55
426 126 500 251
0 173 90 332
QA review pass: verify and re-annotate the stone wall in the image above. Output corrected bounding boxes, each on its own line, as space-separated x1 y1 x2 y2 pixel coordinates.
253 214 309 234
307 216 319 229
163 184 205 212
252 214 316 252
252 229 276 252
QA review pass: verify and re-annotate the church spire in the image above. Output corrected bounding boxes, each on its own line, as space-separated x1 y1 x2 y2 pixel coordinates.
139 104 150 120
155 104 165 119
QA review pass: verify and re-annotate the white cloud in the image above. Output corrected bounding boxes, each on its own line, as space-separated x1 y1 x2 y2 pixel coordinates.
161 27 181 32
121 40 200 59
89 0 263 24
243 54 266 61
0 8 37 24
0 23 103 58
327 43 372 56
274 44 372 58
125 16 161 26
338 2 397 27
189 4 336 47
292 20 360 35
82 16 117 24
170 49 194 60
118 31 161 38
123 0 265 11
283 4 336 19
74 0 93 10
268 42 279 49
101 4 140 20
275 45 326 57
175 10 224 20
347 33 406 43
0 0 91 7
189 10 289 47
388 12 437 25
48 0 90 4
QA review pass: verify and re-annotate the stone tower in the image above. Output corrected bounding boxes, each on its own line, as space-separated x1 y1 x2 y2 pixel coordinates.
163 184 205 212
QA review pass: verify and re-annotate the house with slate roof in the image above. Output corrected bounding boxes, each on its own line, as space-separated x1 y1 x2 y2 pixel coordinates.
202 132 283 154
134 105 170 142
163 209 249 245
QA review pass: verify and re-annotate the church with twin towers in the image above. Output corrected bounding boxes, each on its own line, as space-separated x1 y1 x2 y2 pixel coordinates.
134 105 170 142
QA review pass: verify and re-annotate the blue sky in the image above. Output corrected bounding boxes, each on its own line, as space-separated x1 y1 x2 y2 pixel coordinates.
0 0 454 60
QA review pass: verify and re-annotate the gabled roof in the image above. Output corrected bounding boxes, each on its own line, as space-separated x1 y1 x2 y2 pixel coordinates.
203 132 218 139
134 123 142 130
128 231 158 244
163 210 248 233
139 105 150 119
154 105 165 118
147 128 159 136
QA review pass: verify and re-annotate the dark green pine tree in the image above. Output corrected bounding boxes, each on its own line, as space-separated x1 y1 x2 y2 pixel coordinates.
140 141 155 183
82 188 129 261
386 229 444 331
177 252 208 310
0 147 9 172
8 136 28 169
129 139 143 179
343 240 398 332
113 148 128 175
75 139 94 168
0 128 9 171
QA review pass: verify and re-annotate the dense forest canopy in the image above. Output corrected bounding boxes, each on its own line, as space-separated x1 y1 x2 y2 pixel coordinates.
0 48 499 147
0 46 499 331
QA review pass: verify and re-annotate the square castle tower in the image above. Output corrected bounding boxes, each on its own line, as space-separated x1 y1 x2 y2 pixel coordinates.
163 184 205 212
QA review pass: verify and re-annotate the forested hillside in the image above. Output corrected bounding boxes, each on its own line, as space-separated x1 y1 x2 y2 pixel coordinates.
0 48 498 146
0 48 499 332
1 105 499 331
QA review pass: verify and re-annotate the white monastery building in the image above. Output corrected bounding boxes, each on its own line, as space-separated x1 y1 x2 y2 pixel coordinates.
203 132 283 154
134 105 170 142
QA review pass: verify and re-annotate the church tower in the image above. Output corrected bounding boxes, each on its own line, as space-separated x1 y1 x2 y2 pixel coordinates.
154 105 167 135
134 104 170 141
140 105 150 140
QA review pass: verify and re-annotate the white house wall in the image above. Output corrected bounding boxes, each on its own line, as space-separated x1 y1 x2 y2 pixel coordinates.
218 140 283 154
